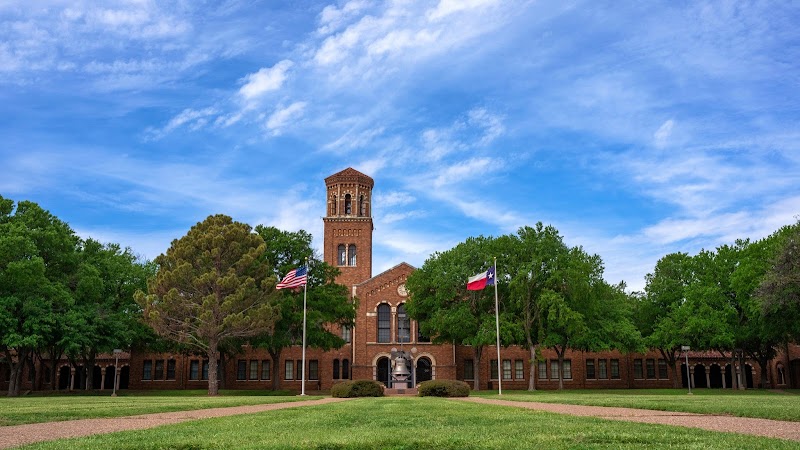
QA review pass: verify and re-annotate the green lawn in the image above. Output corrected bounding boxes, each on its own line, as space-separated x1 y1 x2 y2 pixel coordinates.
21 397 800 450
0 390 315 426
473 389 800 422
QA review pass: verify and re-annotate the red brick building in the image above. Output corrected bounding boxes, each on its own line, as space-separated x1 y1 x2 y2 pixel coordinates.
3 168 799 393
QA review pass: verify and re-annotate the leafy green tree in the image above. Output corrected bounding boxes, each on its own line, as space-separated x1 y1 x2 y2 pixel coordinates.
758 223 800 346
251 226 355 390
539 246 640 389
506 223 572 390
136 215 278 395
406 236 511 391
0 196 78 396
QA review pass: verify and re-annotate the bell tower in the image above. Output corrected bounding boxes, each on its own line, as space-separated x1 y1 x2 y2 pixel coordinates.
323 168 374 290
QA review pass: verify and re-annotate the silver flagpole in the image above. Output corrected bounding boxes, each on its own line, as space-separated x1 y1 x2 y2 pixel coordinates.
494 256 502 396
301 257 308 396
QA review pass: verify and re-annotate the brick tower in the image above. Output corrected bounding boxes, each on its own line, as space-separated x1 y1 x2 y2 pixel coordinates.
323 168 374 290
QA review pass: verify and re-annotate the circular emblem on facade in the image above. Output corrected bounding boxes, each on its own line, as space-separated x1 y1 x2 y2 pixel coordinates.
397 283 408 297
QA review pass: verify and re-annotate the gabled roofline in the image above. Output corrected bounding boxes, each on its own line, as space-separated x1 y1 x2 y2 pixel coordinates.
355 261 416 287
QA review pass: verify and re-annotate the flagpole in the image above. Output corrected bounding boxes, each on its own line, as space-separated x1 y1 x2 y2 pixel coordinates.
301 257 308 396
494 256 502 396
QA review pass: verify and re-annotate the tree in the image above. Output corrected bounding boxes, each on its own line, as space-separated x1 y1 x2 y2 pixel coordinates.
506 223 571 390
758 223 800 345
136 215 278 395
406 236 511 391
251 226 355 390
0 196 78 396
539 246 640 389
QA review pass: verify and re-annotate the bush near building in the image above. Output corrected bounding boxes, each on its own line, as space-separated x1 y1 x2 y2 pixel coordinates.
417 380 470 397
330 380 384 397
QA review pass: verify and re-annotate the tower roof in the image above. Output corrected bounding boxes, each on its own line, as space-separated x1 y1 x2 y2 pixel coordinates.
325 167 374 187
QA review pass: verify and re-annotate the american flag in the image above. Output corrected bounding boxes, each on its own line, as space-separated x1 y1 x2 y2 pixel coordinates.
276 266 308 289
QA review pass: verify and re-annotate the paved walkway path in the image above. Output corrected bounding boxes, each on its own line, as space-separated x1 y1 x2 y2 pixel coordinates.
0 397 349 449
457 397 800 442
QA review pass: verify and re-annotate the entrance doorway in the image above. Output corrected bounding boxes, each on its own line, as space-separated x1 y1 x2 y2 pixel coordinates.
376 357 390 387
415 357 432 384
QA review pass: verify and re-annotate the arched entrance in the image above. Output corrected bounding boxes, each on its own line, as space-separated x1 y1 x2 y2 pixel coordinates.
791 359 800 388
58 366 70 390
92 366 102 389
681 363 689 388
709 364 723 388
415 357 432 385
744 364 754 389
376 357 390 387
74 366 86 390
725 364 733 388
104 365 116 390
693 364 707 388
119 366 130 389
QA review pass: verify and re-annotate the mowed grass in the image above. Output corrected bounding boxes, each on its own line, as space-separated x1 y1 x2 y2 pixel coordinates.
474 389 800 422
21 397 800 450
0 390 315 426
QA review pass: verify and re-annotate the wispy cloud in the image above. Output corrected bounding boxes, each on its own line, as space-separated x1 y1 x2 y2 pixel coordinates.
239 60 294 101
266 102 307 136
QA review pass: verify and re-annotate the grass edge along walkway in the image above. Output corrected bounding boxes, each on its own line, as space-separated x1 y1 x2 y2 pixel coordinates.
456 397 800 442
0 397 350 449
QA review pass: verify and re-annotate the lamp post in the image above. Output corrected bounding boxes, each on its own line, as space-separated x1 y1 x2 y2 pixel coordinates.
112 349 122 397
681 345 691 395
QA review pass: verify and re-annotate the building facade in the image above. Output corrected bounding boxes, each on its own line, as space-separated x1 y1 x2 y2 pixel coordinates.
3 167 799 393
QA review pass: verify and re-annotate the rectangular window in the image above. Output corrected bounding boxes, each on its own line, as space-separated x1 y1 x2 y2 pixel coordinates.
658 359 668 379
646 358 656 379
342 359 350 379
563 360 572 379
586 359 596 379
309 360 319 380
142 360 152 381
490 360 498 380
249 360 258 380
538 360 547 380
154 360 164 380
285 360 294 380
341 325 351 343
377 305 391 343
237 360 247 380
261 360 271 380
598 359 608 379
502 359 512 380
166 359 176 380
611 359 620 379
464 359 474 380
550 360 559 380
634 359 643 379
296 360 303 379
515 360 524 379
189 360 199 380
202 360 209 380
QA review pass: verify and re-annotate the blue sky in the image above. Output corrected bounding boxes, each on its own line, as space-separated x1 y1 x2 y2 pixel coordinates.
2 1 799 291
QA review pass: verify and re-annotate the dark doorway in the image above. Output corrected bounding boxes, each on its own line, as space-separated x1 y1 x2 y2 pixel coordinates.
791 360 800 388
415 357 432 385
74 366 86 390
725 364 733 389
376 357 390 387
58 366 70 390
120 366 130 389
681 363 689 388
104 366 116 390
693 364 707 388
709 364 723 388
92 366 102 389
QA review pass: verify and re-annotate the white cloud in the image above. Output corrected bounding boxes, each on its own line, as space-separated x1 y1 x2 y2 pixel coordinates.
427 0 500 21
145 107 217 139
318 0 370 36
653 119 674 148
239 60 294 100
375 191 415 208
265 101 307 135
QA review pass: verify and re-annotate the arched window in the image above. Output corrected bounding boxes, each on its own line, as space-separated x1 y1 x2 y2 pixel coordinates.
397 303 410 343
342 359 350 379
377 304 391 343
333 359 340 380
358 195 364 216
777 363 786 385
348 245 357 266
345 194 352 215
331 195 337 215
338 244 346 266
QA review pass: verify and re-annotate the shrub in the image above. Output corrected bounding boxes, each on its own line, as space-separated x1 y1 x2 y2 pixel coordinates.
417 379 470 397
330 380 385 398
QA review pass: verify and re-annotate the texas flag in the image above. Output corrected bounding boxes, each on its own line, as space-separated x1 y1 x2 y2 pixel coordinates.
467 266 496 291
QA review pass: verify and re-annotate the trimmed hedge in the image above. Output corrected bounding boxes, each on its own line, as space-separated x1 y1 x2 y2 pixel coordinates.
417 379 470 397
330 380 385 398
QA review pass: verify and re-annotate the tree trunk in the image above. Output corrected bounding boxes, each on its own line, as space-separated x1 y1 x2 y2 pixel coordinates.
7 348 30 397
556 346 565 390
84 351 96 391
207 340 219 396
269 349 282 391
472 346 483 391
730 353 738 390
528 345 537 391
